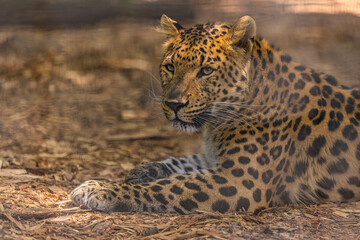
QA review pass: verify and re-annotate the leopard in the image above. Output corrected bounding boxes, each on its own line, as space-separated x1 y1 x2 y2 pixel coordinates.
71 15 360 214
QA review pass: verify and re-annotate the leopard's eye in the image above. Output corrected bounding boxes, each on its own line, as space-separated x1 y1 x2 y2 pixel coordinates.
197 67 214 78
165 64 175 73
202 67 214 75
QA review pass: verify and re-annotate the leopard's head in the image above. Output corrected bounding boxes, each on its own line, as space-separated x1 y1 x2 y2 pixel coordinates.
159 15 256 132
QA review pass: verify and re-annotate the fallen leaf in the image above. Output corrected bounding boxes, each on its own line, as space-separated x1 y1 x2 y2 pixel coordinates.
303 213 317 219
333 211 348 218
120 162 135 171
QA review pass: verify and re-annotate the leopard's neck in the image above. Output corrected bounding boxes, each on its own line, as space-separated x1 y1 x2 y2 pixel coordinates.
243 36 317 125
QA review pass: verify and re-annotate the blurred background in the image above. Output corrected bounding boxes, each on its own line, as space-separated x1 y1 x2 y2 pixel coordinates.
0 0 359 175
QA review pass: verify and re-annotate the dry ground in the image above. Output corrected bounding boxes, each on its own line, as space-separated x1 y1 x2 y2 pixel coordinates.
0 20 359 239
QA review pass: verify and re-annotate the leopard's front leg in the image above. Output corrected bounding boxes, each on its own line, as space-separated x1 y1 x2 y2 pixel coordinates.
124 154 215 184
71 168 272 213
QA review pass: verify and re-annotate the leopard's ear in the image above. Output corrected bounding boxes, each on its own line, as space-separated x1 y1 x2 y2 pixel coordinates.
228 16 256 49
158 14 184 37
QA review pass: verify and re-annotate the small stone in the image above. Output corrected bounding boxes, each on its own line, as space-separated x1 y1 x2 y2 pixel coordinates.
144 227 158 236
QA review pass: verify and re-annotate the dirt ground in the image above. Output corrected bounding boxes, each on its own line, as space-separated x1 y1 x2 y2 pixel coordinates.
0 19 360 239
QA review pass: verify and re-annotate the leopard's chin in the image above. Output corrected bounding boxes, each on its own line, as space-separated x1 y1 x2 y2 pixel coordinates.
170 118 204 133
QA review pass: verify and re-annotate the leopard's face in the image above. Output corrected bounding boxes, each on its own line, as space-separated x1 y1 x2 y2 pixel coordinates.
159 17 256 132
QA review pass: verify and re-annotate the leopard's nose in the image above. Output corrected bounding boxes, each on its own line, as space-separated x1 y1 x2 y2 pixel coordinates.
164 100 188 112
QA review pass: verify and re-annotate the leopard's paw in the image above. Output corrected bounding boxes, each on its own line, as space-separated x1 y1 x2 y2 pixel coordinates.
71 180 130 212
125 162 171 184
